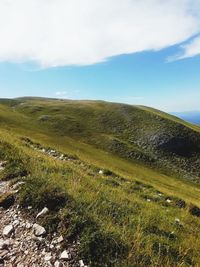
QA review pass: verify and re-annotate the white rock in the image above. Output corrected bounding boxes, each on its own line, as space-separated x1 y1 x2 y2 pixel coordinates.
12 181 25 190
44 252 52 261
52 235 64 245
13 214 18 220
175 218 181 225
36 207 49 219
26 222 32 229
3 225 14 237
0 239 8 250
60 250 70 260
99 170 104 174
54 261 62 267
33 223 46 236
166 199 172 203
13 219 20 227
79 260 85 267
57 235 64 243
147 199 151 202
59 154 64 160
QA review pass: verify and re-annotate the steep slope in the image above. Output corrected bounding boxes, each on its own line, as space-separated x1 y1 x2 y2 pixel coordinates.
0 97 200 183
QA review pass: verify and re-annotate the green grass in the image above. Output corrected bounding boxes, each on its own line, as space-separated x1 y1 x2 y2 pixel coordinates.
1 97 200 182
0 97 200 266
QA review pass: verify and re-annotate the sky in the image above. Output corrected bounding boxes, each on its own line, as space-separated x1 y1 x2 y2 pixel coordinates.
0 0 200 112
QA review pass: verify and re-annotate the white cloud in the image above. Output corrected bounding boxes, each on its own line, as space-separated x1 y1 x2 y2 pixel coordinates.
115 96 144 102
168 35 200 61
55 91 67 96
55 89 80 98
0 0 200 67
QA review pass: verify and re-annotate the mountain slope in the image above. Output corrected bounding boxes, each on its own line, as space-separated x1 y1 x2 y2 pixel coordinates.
1 97 200 182
0 97 200 266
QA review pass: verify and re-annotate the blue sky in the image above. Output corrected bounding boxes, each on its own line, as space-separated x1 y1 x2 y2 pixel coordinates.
1 46 200 112
0 0 200 112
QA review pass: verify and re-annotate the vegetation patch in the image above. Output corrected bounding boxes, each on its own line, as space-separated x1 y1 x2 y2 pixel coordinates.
188 204 200 217
19 176 71 211
79 230 128 267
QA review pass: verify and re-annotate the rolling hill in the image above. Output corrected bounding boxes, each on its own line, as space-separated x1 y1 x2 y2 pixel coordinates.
1 97 200 183
0 97 200 266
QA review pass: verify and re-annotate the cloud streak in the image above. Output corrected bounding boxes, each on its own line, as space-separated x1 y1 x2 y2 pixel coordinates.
55 91 67 96
169 35 200 61
0 0 200 67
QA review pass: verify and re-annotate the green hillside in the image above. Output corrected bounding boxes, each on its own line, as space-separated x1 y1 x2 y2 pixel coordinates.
1 97 200 182
0 97 200 266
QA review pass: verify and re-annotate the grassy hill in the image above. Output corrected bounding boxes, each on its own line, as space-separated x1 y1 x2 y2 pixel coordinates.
0 97 200 266
1 97 200 182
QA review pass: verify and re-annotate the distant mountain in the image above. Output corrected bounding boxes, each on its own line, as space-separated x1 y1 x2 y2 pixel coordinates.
172 111 200 125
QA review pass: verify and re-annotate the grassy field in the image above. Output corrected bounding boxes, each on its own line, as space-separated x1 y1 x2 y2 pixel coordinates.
0 98 200 266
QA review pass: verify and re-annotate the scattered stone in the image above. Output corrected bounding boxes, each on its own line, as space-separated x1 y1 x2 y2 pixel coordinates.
79 259 85 267
175 218 180 224
54 260 62 267
0 239 8 250
146 199 151 202
99 170 104 175
175 218 183 227
60 250 70 260
59 154 64 160
0 204 79 266
166 198 172 203
25 222 32 229
12 182 25 190
13 219 20 227
3 225 14 237
57 235 64 243
169 231 176 239
33 224 46 236
36 207 49 219
52 235 64 245
44 252 52 261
